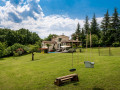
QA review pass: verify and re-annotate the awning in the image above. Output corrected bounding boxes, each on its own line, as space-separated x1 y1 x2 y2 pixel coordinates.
61 45 71 48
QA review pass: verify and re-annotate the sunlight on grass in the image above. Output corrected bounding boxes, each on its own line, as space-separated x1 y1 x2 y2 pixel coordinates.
0 47 120 90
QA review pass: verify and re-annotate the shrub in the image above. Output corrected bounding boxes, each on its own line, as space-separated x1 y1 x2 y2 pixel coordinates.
0 42 6 57
17 51 23 55
5 43 27 56
3 43 38 57
68 48 76 53
16 48 24 55
78 45 82 48
13 51 19 56
4 47 12 56
11 43 24 51
112 42 120 47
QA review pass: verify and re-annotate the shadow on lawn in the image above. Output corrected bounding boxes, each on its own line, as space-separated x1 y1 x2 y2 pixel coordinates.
0 58 5 61
60 81 79 86
31 59 40 61
93 87 104 90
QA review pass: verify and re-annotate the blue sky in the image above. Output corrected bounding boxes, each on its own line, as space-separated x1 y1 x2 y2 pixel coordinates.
0 0 120 38
40 0 120 19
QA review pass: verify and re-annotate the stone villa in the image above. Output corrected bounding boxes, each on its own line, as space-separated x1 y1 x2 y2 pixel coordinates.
42 35 82 51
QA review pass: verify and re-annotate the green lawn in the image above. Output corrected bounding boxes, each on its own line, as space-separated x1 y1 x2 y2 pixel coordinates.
0 47 120 90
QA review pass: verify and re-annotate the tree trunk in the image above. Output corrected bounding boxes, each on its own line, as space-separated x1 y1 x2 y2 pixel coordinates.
32 52 34 61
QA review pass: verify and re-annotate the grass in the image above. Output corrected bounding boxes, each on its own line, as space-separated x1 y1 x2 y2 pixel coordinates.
0 47 120 90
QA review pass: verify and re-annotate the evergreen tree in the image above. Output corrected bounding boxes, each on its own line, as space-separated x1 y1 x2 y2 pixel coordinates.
110 8 120 42
101 10 110 32
101 10 110 45
75 23 81 34
84 16 90 34
72 23 81 41
90 14 100 37
111 8 120 30
81 28 86 47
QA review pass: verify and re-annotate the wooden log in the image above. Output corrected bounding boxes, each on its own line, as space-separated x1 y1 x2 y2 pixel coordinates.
54 74 79 86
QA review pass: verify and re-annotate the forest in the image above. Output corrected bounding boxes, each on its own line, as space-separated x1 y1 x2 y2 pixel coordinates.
71 8 120 47
0 28 42 58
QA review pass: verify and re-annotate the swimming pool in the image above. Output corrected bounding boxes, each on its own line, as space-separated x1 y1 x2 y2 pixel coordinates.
48 52 61 53
48 52 56 53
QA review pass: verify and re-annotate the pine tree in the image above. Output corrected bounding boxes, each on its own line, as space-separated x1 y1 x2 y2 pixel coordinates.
84 16 90 34
90 14 100 37
72 23 81 41
81 28 86 47
101 10 110 45
110 8 120 42
111 8 120 30
75 23 81 34
101 10 110 32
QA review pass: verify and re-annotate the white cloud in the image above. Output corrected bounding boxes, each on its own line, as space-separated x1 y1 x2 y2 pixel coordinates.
17 4 30 13
36 0 40 2
97 17 103 25
0 0 103 39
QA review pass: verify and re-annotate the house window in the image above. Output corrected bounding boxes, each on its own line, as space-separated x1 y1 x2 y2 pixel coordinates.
58 38 62 42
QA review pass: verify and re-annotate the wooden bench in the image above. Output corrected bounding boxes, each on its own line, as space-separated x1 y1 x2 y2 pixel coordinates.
54 74 79 86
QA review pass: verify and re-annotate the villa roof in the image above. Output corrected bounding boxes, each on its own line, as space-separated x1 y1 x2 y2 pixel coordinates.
62 40 81 43
42 41 57 44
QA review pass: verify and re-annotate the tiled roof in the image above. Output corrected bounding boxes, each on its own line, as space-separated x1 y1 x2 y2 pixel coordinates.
62 40 81 43
42 41 57 44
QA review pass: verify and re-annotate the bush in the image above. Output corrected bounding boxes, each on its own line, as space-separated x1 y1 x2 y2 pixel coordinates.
0 42 6 57
4 47 12 56
13 51 19 56
68 48 76 53
11 43 24 51
2 43 39 57
4 43 27 56
16 48 24 55
112 42 120 47
78 45 82 48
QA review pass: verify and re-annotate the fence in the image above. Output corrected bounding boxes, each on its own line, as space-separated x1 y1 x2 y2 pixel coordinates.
98 47 120 56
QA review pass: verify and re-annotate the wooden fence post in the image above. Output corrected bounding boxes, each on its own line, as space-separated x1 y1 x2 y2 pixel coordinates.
109 46 111 56
98 45 100 56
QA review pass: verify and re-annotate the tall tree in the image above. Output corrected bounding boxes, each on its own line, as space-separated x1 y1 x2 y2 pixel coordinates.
111 8 120 30
90 14 100 37
5 30 17 46
101 10 110 45
81 28 86 47
84 16 90 34
72 23 81 41
101 10 110 32
110 8 120 42
44 34 57 41
75 23 81 34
